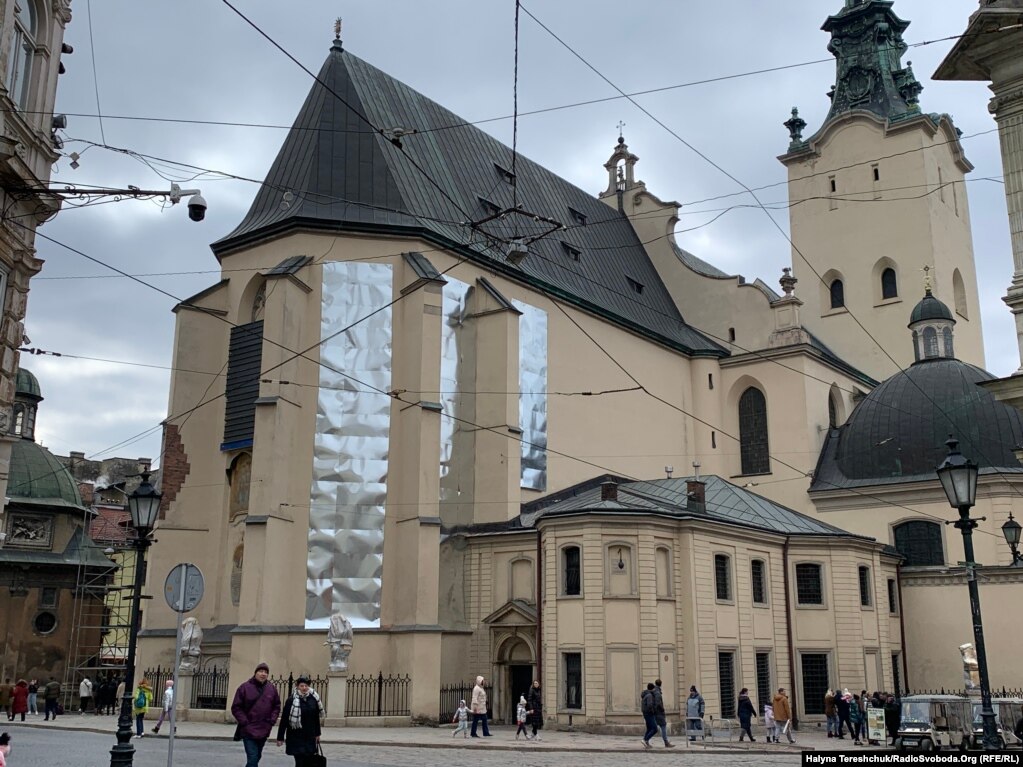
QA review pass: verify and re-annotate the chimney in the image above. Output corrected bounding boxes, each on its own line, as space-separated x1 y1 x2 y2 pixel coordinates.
686 480 706 512
138 457 152 473
70 451 85 461
600 481 618 502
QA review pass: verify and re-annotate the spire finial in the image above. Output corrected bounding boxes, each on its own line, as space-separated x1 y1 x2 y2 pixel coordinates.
334 17 343 40
922 264 932 294
616 121 626 143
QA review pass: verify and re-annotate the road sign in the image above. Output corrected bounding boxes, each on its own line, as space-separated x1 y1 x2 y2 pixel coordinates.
164 563 204 613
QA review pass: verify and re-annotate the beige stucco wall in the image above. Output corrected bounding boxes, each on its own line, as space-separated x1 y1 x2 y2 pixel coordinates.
782 112 985 382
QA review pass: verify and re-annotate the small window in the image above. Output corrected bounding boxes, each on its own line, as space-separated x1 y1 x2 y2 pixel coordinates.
711 431 717 449
829 279 845 309
751 559 767 605
728 328 736 342
718 652 736 718
923 327 939 359
563 546 581 596
34 611 57 635
39 587 58 609
756 652 772 714
564 653 582 709
828 396 837 429
738 387 770 475
943 327 954 359
881 268 898 300
887 578 898 614
568 206 588 226
626 277 644 295
858 565 872 607
655 547 672 597
829 177 837 194
795 562 823 605
479 197 500 217
708 373 714 390
561 242 581 262
894 520 944 566
493 162 515 184
714 554 732 601
873 166 880 182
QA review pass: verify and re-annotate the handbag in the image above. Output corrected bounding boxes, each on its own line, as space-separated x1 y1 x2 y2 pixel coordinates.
306 744 327 767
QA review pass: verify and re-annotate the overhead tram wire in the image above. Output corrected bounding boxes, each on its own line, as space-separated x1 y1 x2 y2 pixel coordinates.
512 0 521 210
10 220 963 528
84 0 106 145
520 3 1023 515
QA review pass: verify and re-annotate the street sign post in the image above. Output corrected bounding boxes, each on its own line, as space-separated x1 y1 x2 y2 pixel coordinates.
163 563 204 767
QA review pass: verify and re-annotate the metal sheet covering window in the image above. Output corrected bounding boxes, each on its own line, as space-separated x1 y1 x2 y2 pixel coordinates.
306 261 393 629
512 300 548 491
439 278 471 505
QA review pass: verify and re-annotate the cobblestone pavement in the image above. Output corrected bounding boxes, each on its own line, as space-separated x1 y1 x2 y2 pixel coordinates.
1 725 808 767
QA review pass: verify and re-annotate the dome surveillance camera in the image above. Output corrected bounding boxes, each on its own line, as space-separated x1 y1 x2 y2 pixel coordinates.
187 193 207 222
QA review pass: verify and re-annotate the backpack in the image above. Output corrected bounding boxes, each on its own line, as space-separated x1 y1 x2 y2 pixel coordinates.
135 688 147 708
641 691 655 715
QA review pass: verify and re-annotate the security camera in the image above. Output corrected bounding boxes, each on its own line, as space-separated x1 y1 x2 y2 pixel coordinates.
187 193 207 222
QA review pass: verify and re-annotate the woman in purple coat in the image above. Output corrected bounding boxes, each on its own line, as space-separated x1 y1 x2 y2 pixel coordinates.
231 663 281 767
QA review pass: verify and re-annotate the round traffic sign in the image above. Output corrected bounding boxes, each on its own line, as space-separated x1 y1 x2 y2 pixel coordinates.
164 563 204 612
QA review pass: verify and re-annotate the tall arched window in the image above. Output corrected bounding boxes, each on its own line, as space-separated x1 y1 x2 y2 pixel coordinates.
942 327 954 359
881 268 898 300
829 279 845 309
7 0 38 110
739 387 770 474
953 269 968 318
894 520 944 566
923 327 939 359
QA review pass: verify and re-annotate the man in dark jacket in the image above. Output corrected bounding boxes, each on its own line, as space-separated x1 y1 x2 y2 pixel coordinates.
231 662 281 767
653 679 674 748
884 695 901 746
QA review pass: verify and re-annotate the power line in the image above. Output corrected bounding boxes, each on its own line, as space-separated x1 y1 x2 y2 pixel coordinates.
84 0 106 145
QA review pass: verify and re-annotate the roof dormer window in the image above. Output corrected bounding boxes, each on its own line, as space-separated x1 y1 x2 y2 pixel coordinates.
561 242 581 262
626 277 644 295
478 197 501 218
493 162 515 185
568 207 588 227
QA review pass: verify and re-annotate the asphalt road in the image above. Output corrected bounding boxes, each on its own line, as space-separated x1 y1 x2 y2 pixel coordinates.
0 725 806 766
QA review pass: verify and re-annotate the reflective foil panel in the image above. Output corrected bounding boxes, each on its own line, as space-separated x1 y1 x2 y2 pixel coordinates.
513 300 548 491
306 261 393 629
439 278 471 506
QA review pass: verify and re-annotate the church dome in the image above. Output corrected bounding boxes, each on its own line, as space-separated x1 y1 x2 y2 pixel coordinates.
908 290 954 326
829 359 1023 483
15 367 42 400
8 439 86 509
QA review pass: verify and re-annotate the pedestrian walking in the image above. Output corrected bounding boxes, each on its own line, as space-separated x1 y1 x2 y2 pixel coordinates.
737 687 756 742
772 688 795 744
824 689 838 738
763 703 777 743
26 681 37 716
275 675 323 766
640 683 658 749
98 677 114 715
0 732 10 767
883 695 900 746
0 681 11 721
9 683 27 724
836 688 854 740
527 679 543 741
685 685 705 742
42 678 60 721
451 699 469 738
653 679 674 747
469 676 490 737
231 662 281 767
115 679 125 715
515 695 529 740
79 676 93 714
849 693 864 745
151 680 175 735
132 678 153 738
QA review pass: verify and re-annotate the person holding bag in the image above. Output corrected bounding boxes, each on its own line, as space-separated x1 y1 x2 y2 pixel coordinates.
232 662 281 767
276 676 324 766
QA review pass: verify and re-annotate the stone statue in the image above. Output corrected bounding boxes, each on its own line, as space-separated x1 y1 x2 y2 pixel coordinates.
178 617 203 672
325 613 354 672
960 643 980 690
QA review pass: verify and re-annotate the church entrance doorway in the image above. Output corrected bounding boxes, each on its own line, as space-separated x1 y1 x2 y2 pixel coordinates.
509 664 533 723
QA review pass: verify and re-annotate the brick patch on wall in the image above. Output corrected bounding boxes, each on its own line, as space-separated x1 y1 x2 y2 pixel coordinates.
159 422 191 517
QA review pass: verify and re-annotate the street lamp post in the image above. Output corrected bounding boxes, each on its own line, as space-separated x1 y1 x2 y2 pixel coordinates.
1002 512 1022 567
935 437 1000 751
110 472 162 767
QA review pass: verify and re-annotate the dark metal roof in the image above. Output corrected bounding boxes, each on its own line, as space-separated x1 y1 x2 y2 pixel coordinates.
15 367 42 400
909 290 954 325
811 358 1023 491
213 41 725 358
402 251 444 282
521 474 861 538
264 255 313 276
8 439 88 510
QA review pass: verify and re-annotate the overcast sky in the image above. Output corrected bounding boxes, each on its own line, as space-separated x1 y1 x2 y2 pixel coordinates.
28 0 1012 467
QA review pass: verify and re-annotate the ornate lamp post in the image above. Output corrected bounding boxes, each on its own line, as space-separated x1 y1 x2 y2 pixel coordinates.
1002 512 1022 567
110 472 161 767
936 437 999 751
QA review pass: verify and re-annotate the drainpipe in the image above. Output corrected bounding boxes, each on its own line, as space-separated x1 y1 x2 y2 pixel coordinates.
536 527 543 683
896 565 909 694
783 536 799 730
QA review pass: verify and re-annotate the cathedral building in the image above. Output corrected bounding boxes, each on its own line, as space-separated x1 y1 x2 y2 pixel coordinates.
140 0 1023 727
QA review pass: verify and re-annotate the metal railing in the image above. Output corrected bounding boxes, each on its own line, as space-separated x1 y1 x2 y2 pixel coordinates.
269 672 330 714
439 681 492 723
190 667 229 710
345 672 411 717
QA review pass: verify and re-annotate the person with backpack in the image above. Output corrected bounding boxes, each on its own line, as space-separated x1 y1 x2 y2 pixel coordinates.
42 678 60 721
132 678 153 738
640 683 659 749
231 662 281 767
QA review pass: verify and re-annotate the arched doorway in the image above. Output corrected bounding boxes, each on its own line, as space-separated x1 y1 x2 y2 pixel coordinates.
495 634 535 724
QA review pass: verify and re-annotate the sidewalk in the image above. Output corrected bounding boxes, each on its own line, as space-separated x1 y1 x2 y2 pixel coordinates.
5 714 889 754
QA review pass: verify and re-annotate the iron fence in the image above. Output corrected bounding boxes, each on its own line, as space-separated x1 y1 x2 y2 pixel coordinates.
269 672 330 714
439 681 492 723
141 666 172 700
191 667 229 710
346 672 412 717
902 687 1023 698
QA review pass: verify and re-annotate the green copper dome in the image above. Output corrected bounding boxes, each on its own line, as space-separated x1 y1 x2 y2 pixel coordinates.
15 367 42 400
908 290 954 326
8 439 86 509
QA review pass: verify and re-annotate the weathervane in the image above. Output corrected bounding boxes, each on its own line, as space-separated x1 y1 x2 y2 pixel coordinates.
334 17 343 40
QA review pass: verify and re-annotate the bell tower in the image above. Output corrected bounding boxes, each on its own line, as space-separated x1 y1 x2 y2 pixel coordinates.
779 0 985 382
